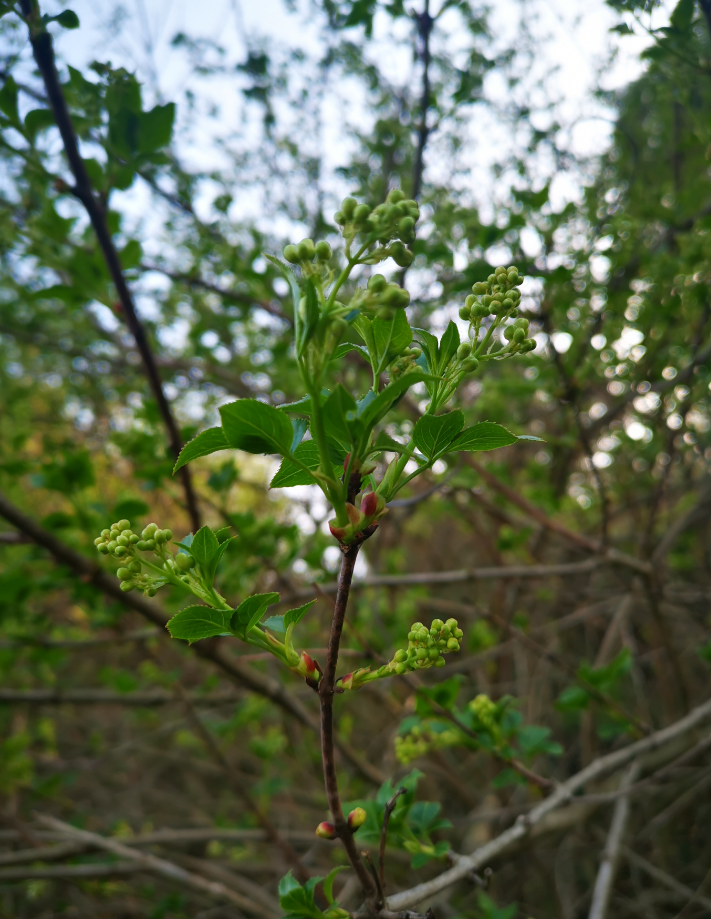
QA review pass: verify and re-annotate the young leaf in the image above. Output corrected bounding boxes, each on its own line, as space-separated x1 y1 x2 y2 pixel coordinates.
373 430 406 454
284 599 317 630
166 606 231 643
220 399 293 456
413 328 438 373
449 422 518 452
173 427 229 474
322 865 350 905
24 108 55 141
295 278 319 358
332 342 369 361
412 411 464 461
278 871 322 919
137 102 175 153
359 371 440 429
271 440 346 488
372 309 412 375
322 385 358 448
231 592 281 636
291 418 308 453
438 321 460 372
190 527 236 584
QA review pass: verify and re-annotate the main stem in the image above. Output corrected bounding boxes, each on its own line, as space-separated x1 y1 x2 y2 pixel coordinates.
319 545 379 907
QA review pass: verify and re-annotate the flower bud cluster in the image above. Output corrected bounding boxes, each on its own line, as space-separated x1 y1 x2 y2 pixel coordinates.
459 265 536 355
283 238 333 268
335 188 419 258
94 520 177 596
328 491 387 545
395 722 460 765
389 342 422 379
361 272 411 321
389 618 464 674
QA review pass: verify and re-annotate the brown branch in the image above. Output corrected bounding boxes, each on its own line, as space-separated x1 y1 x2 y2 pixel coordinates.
319 546 378 905
0 627 160 650
0 688 237 705
622 848 711 914
379 788 407 893
411 0 433 201
0 489 383 785
18 2 201 531
386 693 711 911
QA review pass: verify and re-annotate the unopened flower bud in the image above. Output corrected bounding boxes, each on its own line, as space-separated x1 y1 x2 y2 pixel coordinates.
368 273 387 292
129 560 141 573
316 821 337 839
461 357 479 373
315 240 332 261
342 197 357 217
329 520 348 541
296 238 315 261
283 244 299 263
119 580 134 592
117 520 130 531
458 305 471 320
115 546 127 557
393 649 408 663
117 567 131 580
457 342 472 362
348 807 367 830
345 503 361 527
353 204 371 222
176 553 195 571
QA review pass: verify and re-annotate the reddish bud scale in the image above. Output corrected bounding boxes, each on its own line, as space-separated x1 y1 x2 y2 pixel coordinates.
316 821 337 839
361 492 377 518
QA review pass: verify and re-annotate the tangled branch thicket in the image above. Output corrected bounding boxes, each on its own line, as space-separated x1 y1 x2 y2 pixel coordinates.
2 1 711 917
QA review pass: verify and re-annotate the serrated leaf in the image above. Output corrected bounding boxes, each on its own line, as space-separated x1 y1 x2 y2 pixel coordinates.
189 525 231 584
231 592 281 636
323 866 349 905
449 421 518 452
412 411 464 461
284 599 317 630
173 427 230 474
413 328 438 373
373 430 406 454
322 384 358 448
271 440 346 488
220 399 293 456
332 342 369 361
166 606 231 643
372 309 412 375
291 417 308 453
359 372 441 429
438 321 460 372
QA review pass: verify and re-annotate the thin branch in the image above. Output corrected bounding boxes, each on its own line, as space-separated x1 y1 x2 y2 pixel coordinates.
0 688 237 705
319 545 378 904
34 814 270 913
379 788 407 892
587 763 639 919
0 627 160 650
18 2 201 531
0 489 383 785
385 693 711 911
411 0 433 200
0 861 141 882
622 848 711 914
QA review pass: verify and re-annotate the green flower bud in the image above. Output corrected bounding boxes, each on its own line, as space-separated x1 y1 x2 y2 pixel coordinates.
390 242 413 268
147 588 157 597
395 662 408 675
472 281 487 295
315 240 332 261
98 544 110 555
445 618 457 630
428 648 439 660
296 238 315 261
388 188 405 203
368 273 387 293
411 346 421 358
128 534 139 544
457 342 472 361
503 298 514 310
101 529 111 538
107 540 118 552
447 638 460 651
398 215 415 237
334 210 345 225
114 546 127 557
110 528 120 539
504 326 515 341
94 537 104 546
394 649 408 663
487 274 496 284
353 204 371 222
117 567 131 580
283 244 299 263
119 580 135 592
142 524 157 539
163 529 173 541
342 196 357 216
454 628 463 639
145 539 156 550
435 656 446 668
513 327 525 343
116 535 129 546
415 648 427 661
408 630 417 641
136 540 147 551
458 305 471 320
348 806 367 830
481 295 492 307
465 294 476 309
129 560 141 573
523 339 536 352
117 519 130 531
461 357 479 373
176 553 195 571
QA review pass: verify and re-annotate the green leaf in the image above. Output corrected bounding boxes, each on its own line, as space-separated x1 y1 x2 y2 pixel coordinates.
137 103 175 152
53 9 80 28
670 0 694 30
322 385 358 448
291 418 308 453
278 871 323 919
449 421 518 452
372 309 412 375
265 254 301 320
323 866 349 905
0 76 19 125
220 399 293 456
166 606 231 643
413 328 438 373
270 440 346 488
332 342 369 361
412 411 464 461
174 427 230 474
373 430 406 454
438 321 460 372
24 108 55 141
189 526 228 584
231 592 281 636
359 372 441 429
296 278 319 358
284 599 317 630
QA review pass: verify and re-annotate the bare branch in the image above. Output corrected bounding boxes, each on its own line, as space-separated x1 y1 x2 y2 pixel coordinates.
587 763 639 919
